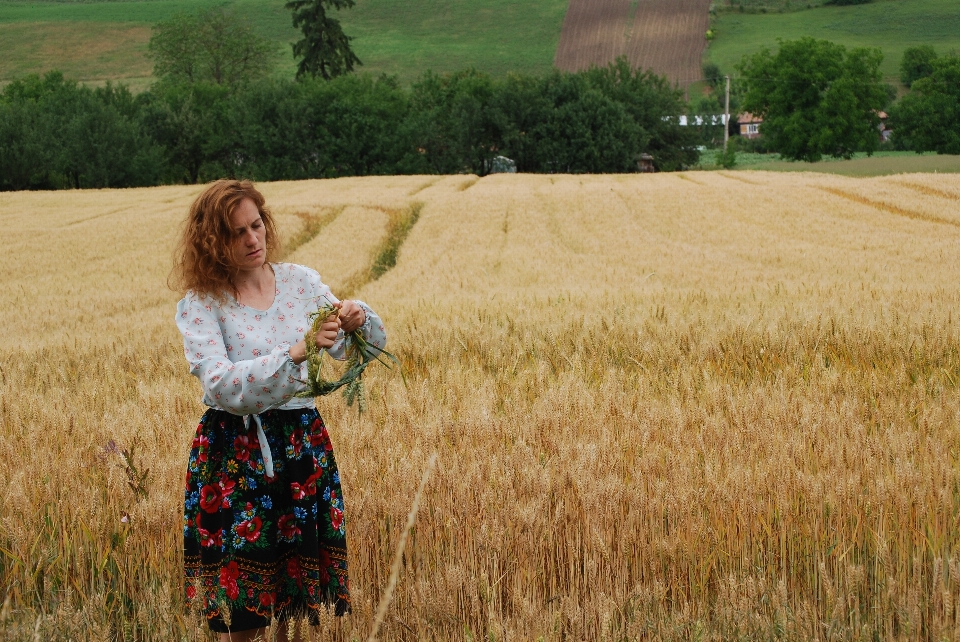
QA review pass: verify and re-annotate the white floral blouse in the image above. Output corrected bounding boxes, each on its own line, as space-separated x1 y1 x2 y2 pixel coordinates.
175 262 387 416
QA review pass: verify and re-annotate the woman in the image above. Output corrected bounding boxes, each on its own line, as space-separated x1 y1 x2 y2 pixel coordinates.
173 179 386 640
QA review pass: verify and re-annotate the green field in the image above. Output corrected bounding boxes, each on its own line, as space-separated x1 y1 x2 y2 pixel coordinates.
708 0 960 83
0 0 567 86
699 151 960 176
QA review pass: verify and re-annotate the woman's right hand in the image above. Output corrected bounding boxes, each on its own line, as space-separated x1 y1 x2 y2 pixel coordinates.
313 311 341 349
290 310 341 364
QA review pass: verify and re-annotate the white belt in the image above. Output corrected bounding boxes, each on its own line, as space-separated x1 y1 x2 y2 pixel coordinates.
243 414 275 478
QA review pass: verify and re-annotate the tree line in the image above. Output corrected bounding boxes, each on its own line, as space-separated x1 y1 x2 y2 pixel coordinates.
691 38 960 162
0 60 700 191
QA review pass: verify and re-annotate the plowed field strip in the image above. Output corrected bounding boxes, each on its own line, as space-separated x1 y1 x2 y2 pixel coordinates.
554 0 632 72
555 0 711 86
625 0 711 85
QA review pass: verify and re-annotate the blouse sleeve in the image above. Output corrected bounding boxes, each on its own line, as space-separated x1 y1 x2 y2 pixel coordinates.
303 269 388 361
176 297 305 415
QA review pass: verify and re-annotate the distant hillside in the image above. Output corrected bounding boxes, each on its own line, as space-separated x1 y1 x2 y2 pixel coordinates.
707 0 960 83
0 0 567 88
2 0 957 92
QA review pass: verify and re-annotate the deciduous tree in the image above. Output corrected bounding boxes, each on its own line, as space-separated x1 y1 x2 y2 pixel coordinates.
900 45 938 87
891 55 960 154
148 8 274 86
738 37 887 162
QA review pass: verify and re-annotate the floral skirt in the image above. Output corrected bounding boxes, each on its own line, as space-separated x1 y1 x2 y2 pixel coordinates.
183 407 350 632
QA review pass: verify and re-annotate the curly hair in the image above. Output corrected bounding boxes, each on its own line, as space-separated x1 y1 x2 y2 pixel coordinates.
170 179 281 302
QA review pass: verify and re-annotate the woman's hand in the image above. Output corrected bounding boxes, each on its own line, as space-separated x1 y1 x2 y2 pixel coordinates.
314 309 341 348
338 300 367 333
289 310 340 364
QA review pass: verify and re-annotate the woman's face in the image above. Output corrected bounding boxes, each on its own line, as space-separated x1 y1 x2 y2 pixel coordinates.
230 198 267 271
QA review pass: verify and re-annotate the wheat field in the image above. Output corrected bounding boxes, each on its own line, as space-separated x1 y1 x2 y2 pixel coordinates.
2 171 960 641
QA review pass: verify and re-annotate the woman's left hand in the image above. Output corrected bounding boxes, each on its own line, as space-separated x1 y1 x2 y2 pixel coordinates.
339 300 367 333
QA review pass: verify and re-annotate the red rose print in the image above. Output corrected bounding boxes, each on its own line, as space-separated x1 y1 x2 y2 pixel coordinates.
236 517 263 543
186 585 196 599
199 485 223 513
289 428 304 457
198 527 223 548
330 507 344 531
278 514 301 540
259 592 276 607
218 475 235 505
294 472 320 499
290 482 306 500
233 435 252 462
309 424 331 449
192 433 208 450
219 561 240 600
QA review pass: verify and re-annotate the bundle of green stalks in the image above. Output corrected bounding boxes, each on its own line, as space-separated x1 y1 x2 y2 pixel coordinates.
296 300 400 411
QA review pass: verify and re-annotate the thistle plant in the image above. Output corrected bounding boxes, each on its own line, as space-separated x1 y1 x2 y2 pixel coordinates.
295 300 400 411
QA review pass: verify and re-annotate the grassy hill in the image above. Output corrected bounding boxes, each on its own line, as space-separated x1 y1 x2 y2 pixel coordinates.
707 0 960 83
3 0 957 91
0 0 567 89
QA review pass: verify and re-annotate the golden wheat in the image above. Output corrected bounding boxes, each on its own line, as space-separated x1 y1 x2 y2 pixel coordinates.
2 171 960 641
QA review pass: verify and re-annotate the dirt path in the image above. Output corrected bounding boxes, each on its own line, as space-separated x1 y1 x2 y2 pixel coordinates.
554 0 712 86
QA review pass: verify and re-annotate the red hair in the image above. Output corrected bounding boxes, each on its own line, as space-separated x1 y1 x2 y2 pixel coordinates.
170 179 281 302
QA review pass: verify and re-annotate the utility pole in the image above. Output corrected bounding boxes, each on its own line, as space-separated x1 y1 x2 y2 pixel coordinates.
724 75 731 152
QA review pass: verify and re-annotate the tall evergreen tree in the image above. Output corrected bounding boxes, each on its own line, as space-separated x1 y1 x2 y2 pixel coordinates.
286 0 361 80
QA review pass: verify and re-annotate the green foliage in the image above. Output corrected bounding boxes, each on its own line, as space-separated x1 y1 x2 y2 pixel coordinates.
0 61 700 190
715 0 830 12
824 0 871 5
579 59 701 172
687 84 741 149
718 144 738 168
147 8 275 85
409 69 500 174
900 45 938 87
138 81 234 184
0 0 570 85
0 72 161 190
406 59 698 174
708 0 960 85
891 56 960 154
702 62 724 90
738 37 887 162
286 0 362 80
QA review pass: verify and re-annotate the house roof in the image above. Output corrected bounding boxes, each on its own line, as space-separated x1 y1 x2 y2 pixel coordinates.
738 112 763 124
